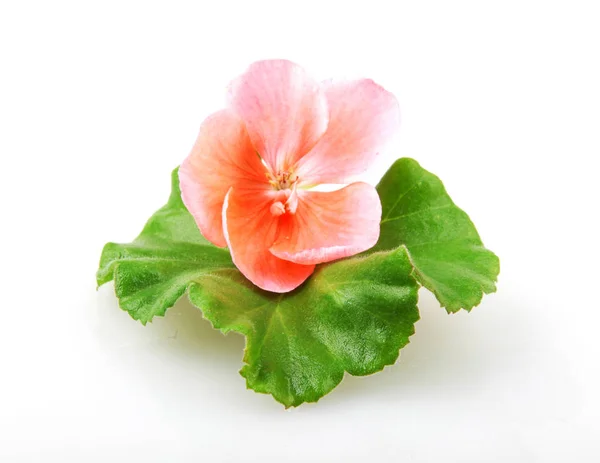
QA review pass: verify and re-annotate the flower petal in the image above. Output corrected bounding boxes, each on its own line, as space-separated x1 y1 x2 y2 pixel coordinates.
270 182 381 265
179 109 268 247
223 188 315 292
228 60 329 172
296 79 400 185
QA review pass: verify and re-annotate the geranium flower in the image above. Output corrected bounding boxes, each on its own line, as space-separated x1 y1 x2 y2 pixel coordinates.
179 60 400 292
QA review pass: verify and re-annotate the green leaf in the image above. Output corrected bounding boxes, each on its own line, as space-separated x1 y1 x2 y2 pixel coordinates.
98 167 419 406
189 247 419 407
96 169 236 324
373 158 500 312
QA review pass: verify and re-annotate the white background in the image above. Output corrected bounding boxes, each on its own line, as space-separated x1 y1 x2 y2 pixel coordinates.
1 1 599 461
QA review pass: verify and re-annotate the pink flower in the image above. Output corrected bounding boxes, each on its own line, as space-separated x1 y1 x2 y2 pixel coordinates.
179 60 400 292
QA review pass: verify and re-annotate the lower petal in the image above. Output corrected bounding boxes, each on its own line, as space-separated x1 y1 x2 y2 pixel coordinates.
269 183 382 265
223 188 315 293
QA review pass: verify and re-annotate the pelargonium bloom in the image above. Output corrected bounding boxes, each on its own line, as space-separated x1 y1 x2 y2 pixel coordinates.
179 60 400 292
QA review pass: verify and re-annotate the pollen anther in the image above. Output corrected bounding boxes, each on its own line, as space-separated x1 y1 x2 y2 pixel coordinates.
266 169 299 191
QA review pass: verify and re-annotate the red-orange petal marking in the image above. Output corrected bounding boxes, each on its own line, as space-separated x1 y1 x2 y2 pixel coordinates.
179 109 268 247
223 188 315 293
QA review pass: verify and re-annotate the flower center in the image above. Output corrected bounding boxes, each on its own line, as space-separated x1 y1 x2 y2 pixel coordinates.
267 170 299 190
266 170 299 216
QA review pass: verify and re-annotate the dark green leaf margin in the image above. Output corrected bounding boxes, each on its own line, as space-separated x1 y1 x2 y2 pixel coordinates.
372 158 499 312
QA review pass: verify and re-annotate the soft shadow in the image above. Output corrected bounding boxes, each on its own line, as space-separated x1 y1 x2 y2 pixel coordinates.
320 289 531 408
92 284 531 411
93 284 245 364
91 285 285 411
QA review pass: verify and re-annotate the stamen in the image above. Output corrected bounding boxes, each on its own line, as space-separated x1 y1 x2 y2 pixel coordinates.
269 169 299 190
266 172 279 188
266 166 300 214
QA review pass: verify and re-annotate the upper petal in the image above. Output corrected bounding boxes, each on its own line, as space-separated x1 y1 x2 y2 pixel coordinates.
228 60 329 172
223 187 315 292
269 182 382 265
295 79 400 185
179 109 268 247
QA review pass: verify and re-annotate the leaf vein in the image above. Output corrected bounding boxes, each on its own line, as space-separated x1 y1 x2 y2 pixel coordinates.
382 175 426 220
